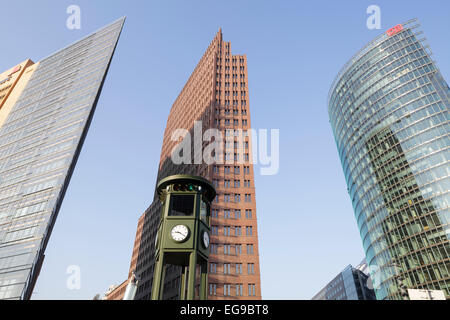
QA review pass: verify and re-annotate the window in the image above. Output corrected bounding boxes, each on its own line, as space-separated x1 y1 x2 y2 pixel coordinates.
223 263 231 274
211 209 218 218
246 226 253 236
224 209 231 219
169 195 194 216
247 263 255 275
213 165 219 174
245 209 252 219
224 226 231 236
224 179 230 188
236 284 243 296
245 194 251 202
235 263 242 274
200 199 208 224
211 225 219 235
210 244 218 254
224 166 231 174
234 180 240 188
235 244 242 255
224 244 231 255
235 226 242 236
234 209 241 219
3 226 37 243
224 194 230 202
210 263 217 274
248 284 256 296
244 180 250 187
247 244 254 254
234 194 241 203
224 284 232 296
244 166 250 174
209 283 217 296
234 166 240 174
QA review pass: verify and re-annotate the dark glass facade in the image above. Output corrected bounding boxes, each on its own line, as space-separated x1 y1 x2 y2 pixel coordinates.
0 18 125 300
312 261 376 300
328 19 450 300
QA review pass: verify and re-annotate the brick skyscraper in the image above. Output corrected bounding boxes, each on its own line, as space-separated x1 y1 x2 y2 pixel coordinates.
119 30 261 300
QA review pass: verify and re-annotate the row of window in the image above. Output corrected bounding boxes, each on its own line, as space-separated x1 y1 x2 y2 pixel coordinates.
210 243 254 255
211 209 253 219
214 193 252 203
209 283 256 297
216 81 246 88
215 118 248 126
215 89 246 96
220 66 245 72
213 165 251 174
216 73 246 80
214 179 251 188
210 262 255 275
217 57 245 65
215 108 248 116
223 141 250 149
210 225 254 236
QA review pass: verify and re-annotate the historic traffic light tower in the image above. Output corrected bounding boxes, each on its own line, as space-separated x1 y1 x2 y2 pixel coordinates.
151 175 216 300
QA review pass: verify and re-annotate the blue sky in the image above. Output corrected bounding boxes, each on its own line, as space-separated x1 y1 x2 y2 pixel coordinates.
0 0 448 299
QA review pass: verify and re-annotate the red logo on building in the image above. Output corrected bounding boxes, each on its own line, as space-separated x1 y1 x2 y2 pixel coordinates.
386 24 403 37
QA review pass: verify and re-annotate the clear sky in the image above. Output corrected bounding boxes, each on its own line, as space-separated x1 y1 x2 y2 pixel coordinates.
0 0 448 300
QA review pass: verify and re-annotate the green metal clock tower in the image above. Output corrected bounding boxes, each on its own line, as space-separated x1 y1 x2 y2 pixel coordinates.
151 175 216 300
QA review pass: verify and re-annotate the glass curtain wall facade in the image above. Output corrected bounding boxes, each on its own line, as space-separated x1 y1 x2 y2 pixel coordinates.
312 263 376 300
328 19 450 300
0 17 125 300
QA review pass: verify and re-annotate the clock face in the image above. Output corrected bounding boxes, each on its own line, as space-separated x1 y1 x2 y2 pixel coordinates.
171 225 189 242
202 231 210 249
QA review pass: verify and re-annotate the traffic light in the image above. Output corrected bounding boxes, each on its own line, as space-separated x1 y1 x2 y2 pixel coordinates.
172 183 200 192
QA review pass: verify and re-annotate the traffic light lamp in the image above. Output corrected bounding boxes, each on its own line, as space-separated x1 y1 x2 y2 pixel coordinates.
172 183 201 192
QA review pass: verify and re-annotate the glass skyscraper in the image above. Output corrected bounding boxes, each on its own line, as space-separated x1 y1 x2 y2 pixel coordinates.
0 17 125 300
328 19 450 300
312 260 376 300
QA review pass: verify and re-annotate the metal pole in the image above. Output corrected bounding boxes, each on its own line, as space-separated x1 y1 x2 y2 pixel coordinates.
186 251 197 300
151 253 165 300
180 266 187 300
200 261 208 300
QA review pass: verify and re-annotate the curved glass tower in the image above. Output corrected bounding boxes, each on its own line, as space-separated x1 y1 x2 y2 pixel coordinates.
328 19 450 300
